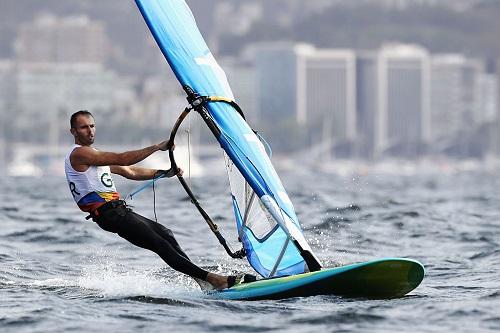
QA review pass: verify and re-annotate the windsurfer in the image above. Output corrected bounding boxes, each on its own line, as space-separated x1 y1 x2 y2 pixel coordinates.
64 110 244 290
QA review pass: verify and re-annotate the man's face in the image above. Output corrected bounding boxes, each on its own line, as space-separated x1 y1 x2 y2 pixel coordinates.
71 115 95 146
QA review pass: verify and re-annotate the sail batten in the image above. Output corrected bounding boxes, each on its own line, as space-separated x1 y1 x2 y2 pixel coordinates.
135 0 321 277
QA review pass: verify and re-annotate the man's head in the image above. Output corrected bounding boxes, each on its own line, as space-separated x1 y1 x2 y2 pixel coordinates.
70 110 95 146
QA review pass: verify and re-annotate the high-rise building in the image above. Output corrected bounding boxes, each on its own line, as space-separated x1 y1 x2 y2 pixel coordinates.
11 13 133 146
253 43 313 150
356 44 430 158
15 62 122 143
478 73 497 124
0 60 16 176
497 59 500 121
140 73 186 128
461 58 484 126
222 58 258 126
15 14 109 64
478 72 499 157
492 59 500 156
255 42 313 124
430 55 494 156
496 58 500 155
356 52 379 158
304 49 356 158
377 44 431 157
0 60 15 112
430 55 468 144
255 43 357 153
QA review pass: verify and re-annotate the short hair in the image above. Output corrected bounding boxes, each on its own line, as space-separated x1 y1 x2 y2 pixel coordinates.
70 110 94 129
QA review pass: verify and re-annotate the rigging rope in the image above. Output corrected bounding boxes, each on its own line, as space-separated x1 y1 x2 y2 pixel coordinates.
186 111 192 187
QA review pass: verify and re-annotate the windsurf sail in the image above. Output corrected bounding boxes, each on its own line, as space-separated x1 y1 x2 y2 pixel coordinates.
135 0 322 277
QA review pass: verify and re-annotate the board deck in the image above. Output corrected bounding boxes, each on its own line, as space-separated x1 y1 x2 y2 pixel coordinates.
213 258 424 301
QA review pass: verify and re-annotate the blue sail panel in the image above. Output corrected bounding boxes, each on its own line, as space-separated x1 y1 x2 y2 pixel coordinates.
136 0 233 98
136 0 320 277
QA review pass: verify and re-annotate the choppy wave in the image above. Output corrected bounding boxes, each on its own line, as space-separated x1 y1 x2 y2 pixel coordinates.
1 172 500 332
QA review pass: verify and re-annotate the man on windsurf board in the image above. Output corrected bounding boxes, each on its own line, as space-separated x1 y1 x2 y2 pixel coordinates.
64 110 251 290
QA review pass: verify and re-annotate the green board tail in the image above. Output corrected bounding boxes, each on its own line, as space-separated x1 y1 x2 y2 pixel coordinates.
214 258 425 301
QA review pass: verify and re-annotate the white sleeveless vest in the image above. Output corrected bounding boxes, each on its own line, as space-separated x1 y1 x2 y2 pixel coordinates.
65 144 120 212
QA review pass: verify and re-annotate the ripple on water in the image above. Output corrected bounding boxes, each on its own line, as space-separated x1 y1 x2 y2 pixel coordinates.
0 253 13 262
0 206 19 212
4 229 59 243
1 173 500 333
324 204 362 215
307 216 353 232
54 217 80 224
381 211 420 221
0 316 40 327
482 291 500 299
118 295 202 307
290 311 385 325
468 249 500 261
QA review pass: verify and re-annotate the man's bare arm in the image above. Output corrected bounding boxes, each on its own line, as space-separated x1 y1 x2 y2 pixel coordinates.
70 141 170 171
111 165 183 181
110 165 158 180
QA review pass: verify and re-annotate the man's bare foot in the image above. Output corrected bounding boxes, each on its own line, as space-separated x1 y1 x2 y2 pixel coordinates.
205 273 257 290
193 277 214 291
205 272 230 290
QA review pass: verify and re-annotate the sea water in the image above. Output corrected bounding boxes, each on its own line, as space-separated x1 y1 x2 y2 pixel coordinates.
1 169 499 332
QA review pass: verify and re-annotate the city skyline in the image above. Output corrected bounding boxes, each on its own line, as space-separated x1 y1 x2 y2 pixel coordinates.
1 1 500 176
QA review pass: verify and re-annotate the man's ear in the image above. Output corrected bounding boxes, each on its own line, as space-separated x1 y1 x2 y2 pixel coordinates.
70 128 76 136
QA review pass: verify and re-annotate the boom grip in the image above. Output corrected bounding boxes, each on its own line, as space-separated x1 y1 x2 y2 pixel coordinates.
167 106 245 260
